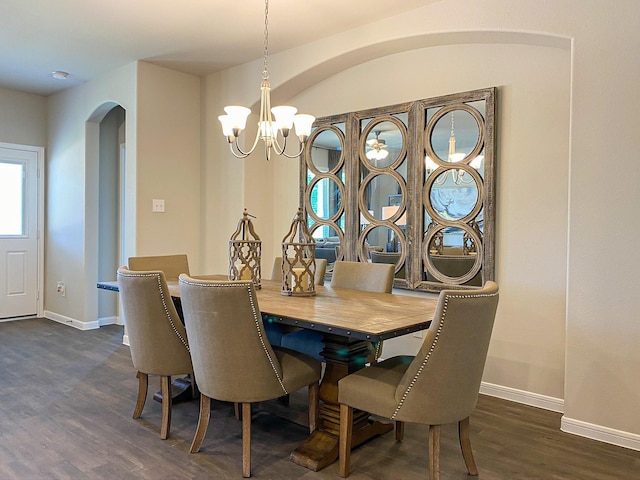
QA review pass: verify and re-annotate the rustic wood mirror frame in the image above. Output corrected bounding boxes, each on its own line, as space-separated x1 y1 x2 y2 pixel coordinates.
300 88 496 292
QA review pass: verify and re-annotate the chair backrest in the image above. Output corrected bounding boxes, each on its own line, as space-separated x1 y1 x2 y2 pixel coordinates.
271 256 328 287
128 254 190 281
331 261 394 293
178 275 290 403
425 254 482 286
393 281 499 425
116 267 192 376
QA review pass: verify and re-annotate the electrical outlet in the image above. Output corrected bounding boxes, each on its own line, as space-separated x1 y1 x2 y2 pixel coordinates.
56 281 65 296
152 199 165 212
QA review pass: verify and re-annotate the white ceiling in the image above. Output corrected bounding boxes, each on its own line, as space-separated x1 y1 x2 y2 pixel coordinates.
1 0 433 97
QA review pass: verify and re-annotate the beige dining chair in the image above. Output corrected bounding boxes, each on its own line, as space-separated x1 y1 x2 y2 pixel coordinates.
178 275 322 478
338 281 499 479
116 266 194 440
280 260 394 362
128 254 190 280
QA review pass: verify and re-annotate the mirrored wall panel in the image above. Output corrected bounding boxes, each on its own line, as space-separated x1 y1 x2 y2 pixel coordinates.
301 88 495 292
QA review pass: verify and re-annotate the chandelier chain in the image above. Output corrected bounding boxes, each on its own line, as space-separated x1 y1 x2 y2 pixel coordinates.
262 0 269 80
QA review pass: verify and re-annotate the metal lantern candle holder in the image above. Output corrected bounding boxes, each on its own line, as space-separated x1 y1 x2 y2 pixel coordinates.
281 208 316 297
229 209 262 288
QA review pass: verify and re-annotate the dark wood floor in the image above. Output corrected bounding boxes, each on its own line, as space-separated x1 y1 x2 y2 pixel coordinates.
1 318 638 479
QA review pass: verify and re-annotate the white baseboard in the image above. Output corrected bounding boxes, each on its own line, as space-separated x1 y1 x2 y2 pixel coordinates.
122 334 130 346
98 315 118 326
0 315 37 323
44 310 99 330
562 416 640 452
480 381 564 413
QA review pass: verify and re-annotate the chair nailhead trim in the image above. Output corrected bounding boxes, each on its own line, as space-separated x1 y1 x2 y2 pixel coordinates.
117 271 190 352
179 278 289 395
390 290 498 420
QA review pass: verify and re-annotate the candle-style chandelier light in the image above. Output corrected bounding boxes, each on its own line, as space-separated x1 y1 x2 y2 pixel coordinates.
217 0 315 160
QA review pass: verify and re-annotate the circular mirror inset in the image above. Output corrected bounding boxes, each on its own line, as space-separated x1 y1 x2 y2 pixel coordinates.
423 224 482 285
424 166 483 225
360 117 407 170
307 177 344 222
358 173 406 222
361 225 405 260
425 105 484 168
308 126 345 174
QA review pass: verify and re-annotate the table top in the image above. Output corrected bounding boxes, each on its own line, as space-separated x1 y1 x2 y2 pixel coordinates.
98 275 437 342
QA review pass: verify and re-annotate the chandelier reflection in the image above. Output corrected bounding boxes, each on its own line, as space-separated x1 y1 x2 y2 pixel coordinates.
425 112 483 185
217 0 315 160
365 130 389 161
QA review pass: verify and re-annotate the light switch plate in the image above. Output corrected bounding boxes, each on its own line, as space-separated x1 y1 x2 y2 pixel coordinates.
152 199 165 212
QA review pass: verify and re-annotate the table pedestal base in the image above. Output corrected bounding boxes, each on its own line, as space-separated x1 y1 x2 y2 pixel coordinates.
289 334 393 471
290 418 393 471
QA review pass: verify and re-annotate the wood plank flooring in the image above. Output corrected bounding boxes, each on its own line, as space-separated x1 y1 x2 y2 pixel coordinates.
1 318 638 479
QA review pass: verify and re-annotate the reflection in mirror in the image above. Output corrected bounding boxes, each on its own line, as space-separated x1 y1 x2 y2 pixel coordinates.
309 176 342 221
359 173 404 222
428 171 479 221
311 224 343 270
362 120 404 169
310 126 344 173
362 225 402 256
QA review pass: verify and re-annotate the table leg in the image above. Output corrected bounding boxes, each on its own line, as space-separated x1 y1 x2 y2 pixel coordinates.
289 334 393 471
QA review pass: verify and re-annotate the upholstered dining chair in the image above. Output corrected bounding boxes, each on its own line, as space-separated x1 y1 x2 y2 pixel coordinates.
116 266 193 440
128 254 190 280
178 275 322 478
280 261 394 362
338 281 499 479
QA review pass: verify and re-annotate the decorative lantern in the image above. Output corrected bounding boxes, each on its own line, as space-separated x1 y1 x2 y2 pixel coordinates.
229 209 261 288
281 208 316 296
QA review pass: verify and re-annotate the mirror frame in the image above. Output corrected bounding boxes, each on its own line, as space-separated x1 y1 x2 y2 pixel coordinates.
300 88 496 292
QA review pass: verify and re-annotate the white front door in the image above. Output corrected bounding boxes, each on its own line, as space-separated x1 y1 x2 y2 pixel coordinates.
0 145 41 319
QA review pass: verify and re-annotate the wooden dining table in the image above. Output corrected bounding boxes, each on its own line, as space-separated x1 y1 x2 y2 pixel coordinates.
98 275 439 471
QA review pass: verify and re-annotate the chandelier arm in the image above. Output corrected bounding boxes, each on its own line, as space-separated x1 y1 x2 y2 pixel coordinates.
230 128 263 158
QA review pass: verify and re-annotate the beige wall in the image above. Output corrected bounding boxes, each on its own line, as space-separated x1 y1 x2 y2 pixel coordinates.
46 62 138 327
202 0 640 449
135 62 202 270
0 87 46 147
45 61 201 327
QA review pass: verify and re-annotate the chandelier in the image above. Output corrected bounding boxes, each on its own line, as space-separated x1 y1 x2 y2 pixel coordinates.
425 112 483 185
217 0 315 160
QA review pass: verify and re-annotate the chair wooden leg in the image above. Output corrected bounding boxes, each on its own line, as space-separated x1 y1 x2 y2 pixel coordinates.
160 375 172 440
395 420 405 441
242 402 252 478
308 381 319 433
189 373 197 398
190 394 211 453
459 417 478 475
133 371 147 419
339 403 353 478
429 424 441 480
